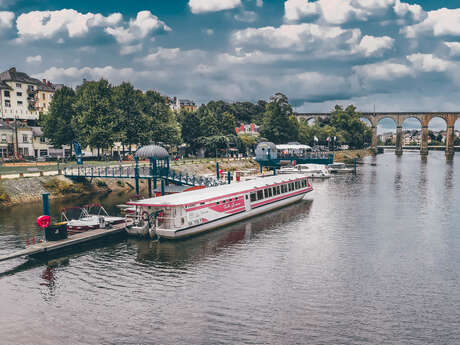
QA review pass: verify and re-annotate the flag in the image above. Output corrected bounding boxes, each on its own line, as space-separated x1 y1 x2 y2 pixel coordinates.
326 137 330 142
314 136 318 142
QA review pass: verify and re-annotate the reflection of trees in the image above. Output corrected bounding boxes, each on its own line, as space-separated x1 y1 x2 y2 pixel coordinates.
132 200 313 267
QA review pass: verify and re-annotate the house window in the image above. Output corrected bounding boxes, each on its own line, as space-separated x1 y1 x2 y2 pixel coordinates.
22 135 28 143
28 85 34 91
23 148 29 156
4 100 10 108
4 91 10 98
40 149 48 156
40 137 46 143
17 100 23 106
16 83 22 88
42 93 46 100
1 134 6 143
16 92 22 97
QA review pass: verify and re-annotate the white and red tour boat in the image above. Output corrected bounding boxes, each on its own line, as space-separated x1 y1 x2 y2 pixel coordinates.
127 174 313 239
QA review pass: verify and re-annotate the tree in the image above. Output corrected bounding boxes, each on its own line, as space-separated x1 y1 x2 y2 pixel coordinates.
329 105 372 149
41 86 76 150
178 109 202 154
72 79 116 156
238 134 258 155
141 90 181 147
112 82 147 152
260 93 299 144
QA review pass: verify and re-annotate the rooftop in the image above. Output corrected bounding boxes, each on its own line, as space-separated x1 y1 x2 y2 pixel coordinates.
128 174 307 207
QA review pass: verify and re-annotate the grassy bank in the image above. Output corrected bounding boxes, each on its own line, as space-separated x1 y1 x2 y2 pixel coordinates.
333 149 374 163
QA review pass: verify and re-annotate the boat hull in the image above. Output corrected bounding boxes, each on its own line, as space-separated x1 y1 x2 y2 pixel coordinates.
156 190 310 239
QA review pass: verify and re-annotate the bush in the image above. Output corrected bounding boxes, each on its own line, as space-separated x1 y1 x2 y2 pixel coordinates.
96 180 107 187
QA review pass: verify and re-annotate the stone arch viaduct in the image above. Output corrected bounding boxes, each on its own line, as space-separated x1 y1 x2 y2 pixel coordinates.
295 112 460 159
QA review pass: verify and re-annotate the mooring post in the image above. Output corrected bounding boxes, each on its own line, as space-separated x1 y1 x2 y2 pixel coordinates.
42 193 50 216
227 171 231 184
354 158 357 173
134 157 140 195
216 162 220 180
161 179 165 196
148 178 152 197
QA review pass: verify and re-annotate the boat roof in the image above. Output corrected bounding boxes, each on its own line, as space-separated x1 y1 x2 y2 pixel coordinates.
276 144 311 150
128 174 308 207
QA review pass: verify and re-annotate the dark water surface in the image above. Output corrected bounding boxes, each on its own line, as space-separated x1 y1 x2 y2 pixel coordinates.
1 151 459 345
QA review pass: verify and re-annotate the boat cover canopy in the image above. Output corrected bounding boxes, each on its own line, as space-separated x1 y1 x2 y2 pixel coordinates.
127 174 308 207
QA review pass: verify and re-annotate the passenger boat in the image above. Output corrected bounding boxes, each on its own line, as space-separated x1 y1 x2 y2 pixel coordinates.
61 204 125 235
127 174 312 239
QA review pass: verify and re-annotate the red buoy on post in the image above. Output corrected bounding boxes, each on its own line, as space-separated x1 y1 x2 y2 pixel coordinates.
36 215 51 228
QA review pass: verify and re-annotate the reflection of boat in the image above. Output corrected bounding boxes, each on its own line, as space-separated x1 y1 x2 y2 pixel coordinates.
328 162 354 173
62 204 125 235
131 199 313 264
127 174 313 240
279 164 330 178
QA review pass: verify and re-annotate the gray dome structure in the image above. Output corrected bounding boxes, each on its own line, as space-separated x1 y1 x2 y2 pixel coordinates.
135 145 170 159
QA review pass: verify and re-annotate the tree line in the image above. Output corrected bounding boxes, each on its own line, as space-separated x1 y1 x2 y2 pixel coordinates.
42 80 372 157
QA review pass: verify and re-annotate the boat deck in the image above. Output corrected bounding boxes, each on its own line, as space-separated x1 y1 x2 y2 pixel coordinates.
0 222 128 262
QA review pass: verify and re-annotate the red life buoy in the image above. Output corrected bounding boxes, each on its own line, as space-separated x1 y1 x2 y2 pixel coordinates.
36 215 51 228
157 211 164 222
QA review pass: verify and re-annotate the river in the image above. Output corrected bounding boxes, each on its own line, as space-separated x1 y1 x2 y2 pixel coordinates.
0 151 459 345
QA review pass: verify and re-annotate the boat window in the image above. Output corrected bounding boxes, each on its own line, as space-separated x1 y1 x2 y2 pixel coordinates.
181 217 185 225
246 195 248 200
257 190 264 200
264 189 269 198
268 188 273 197
276 186 281 195
223 200 226 203
281 184 286 193
200 202 205 205
295 181 299 189
250 193 256 202
216 201 220 205
302 180 306 187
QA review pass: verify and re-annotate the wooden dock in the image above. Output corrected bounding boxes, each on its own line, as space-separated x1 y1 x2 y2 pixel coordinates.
0 222 128 262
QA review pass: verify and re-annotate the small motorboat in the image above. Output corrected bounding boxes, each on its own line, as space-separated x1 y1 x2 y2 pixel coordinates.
327 162 354 173
61 204 125 235
279 164 331 178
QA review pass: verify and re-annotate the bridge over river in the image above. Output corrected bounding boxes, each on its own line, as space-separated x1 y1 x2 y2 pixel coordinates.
295 112 460 159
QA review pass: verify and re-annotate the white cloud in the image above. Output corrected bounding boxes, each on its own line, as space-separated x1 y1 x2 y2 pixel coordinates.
105 10 170 44
284 0 318 22
407 53 452 72
0 11 14 28
26 55 42 64
353 60 413 81
403 8 460 38
357 35 394 57
232 23 361 53
188 0 241 14
234 10 257 23
256 0 263 7
16 10 122 40
203 28 214 35
120 43 143 55
284 0 425 25
445 42 460 57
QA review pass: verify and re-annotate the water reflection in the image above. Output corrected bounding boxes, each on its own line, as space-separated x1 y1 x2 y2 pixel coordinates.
133 200 313 266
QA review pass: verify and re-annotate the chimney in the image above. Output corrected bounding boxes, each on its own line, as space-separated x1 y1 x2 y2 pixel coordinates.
9 67 16 73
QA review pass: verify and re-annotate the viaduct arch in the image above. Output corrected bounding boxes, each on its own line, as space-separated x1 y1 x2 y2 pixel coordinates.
295 112 460 159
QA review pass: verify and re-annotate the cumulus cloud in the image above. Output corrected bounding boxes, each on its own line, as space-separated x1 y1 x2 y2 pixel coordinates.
353 60 413 81
256 0 263 7
0 10 14 28
188 0 241 14
284 0 425 25
403 8 460 38
357 35 394 57
407 53 452 72
105 10 170 44
26 55 42 63
16 9 122 40
120 43 143 55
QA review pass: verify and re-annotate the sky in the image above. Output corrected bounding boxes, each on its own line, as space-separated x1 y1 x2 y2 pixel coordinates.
1 0 460 131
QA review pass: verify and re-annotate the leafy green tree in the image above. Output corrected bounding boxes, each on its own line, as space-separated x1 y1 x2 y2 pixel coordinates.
141 90 181 147
238 134 258 155
329 105 372 149
260 93 299 144
177 109 202 154
41 86 76 150
112 82 148 152
72 79 116 156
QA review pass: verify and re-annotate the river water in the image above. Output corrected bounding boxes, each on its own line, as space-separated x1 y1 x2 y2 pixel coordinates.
0 151 459 345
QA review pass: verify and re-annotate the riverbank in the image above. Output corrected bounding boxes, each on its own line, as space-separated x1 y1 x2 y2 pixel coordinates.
333 149 374 163
0 158 259 208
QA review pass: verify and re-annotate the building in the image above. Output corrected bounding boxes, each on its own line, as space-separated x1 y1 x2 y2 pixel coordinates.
36 79 55 114
235 123 260 136
166 96 197 112
0 120 14 158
